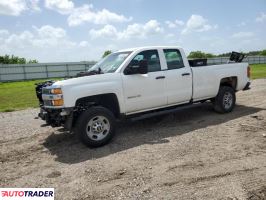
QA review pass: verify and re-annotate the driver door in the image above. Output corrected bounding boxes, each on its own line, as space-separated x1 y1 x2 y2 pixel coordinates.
122 50 167 114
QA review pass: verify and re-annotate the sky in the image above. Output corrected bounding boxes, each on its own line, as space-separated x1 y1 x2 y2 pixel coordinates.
0 0 266 62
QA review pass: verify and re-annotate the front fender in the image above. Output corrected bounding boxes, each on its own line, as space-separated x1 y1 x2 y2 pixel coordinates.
60 75 125 113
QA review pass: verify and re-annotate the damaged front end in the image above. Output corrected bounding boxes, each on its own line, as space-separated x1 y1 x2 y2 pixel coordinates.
35 80 73 130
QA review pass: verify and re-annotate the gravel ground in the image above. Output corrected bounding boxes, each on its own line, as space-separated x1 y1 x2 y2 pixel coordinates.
0 79 266 200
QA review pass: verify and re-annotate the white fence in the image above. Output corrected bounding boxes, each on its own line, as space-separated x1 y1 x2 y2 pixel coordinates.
207 56 266 65
0 56 266 82
0 61 96 82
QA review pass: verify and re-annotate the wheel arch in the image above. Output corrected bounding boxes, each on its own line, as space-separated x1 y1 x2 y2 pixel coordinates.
75 93 120 118
220 76 238 90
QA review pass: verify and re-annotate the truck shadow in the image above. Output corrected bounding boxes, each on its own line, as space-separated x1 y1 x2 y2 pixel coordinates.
43 103 264 164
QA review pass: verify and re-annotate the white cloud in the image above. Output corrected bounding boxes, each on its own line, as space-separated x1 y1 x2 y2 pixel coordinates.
165 33 175 38
79 41 89 47
175 19 185 26
1 25 76 51
26 0 41 12
256 12 266 23
89 25 118 39
231 31 255 39
44 0 74 14
29 0 40 11
0 25 96 61
165 19 184 28
5 31 34 49
43 1 131 26
34 25 66 39
0 29 9 36
124 20 163 38
0 0 27 16
0 0 40 16
182 15 217 34
67 4 131 26
165 21 177 28
33 26 76 48
89 20 163 40
237 21 247 27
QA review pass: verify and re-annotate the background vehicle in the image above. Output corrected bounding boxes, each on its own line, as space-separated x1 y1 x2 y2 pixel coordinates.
36 46 251 147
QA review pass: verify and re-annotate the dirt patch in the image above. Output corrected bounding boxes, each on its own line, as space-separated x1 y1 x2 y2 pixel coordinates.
247 186 266 200
1 79 266 200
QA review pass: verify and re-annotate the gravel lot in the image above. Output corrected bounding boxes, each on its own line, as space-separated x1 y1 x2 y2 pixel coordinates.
0 79 266 200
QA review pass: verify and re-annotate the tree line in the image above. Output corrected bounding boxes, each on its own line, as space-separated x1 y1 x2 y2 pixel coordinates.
188 49 266 59
102 49 266 59
1 49 266 64
0 55 38 64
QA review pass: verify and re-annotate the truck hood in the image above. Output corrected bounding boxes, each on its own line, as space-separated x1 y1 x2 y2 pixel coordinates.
53 73 120 87
50 72 123 108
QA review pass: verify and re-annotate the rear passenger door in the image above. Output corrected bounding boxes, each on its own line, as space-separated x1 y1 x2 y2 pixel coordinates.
163 49 192 105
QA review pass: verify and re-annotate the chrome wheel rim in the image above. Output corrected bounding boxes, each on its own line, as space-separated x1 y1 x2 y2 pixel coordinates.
86 116 110 141
223 92 233 110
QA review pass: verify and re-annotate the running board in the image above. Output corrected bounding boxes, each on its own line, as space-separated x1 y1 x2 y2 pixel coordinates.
129 103 201 121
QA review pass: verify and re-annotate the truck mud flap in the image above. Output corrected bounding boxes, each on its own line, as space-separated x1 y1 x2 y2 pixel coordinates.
243 82 251 91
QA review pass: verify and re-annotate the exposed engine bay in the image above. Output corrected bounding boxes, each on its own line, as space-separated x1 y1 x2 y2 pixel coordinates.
35 79 75 129
35 70 102 129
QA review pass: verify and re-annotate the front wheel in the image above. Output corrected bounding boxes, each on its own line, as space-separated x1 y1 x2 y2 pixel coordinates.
213 86 236 113
75 106 116 147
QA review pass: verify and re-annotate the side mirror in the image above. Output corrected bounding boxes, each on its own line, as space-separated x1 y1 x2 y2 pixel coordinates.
138 59 148 74
124 59 148 75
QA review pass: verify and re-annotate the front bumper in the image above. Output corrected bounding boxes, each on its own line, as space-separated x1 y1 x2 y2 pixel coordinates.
38 107 74 130
243 82 251 91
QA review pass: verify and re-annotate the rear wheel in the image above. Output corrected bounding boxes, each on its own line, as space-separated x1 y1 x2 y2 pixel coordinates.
75 106 116 147
213 86 236 113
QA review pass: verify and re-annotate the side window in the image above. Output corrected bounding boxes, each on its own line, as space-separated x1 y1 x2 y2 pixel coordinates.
163 49 184 70
129 50 161 72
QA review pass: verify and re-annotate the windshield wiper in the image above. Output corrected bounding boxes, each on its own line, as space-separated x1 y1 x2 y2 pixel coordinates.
98 67 103 74
76 67 103 77
89 67 103 74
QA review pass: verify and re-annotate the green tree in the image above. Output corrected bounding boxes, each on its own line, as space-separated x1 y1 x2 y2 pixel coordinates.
259 49 266 56
205 53 215 58
102 50 112 58
0 54 37 64
4 55 10 64
18 58 26 64
217 52 231 57
188 51 215 59
28 59 38 63
188 51 206 58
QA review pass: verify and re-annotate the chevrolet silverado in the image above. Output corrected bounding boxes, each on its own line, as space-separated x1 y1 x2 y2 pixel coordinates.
36 46 251 147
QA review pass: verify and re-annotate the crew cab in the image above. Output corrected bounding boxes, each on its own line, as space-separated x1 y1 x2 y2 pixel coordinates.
36 46 251 147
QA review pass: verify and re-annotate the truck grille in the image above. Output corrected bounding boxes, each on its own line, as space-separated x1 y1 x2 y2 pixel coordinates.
42 88 51 94
43 100 53 106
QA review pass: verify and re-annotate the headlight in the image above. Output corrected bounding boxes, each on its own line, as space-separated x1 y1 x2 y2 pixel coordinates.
52 99 64 106
51 88 62 94
42 87 64 107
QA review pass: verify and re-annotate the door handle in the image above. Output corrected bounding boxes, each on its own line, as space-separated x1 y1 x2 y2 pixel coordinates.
182 73 190 76
156 76 165 79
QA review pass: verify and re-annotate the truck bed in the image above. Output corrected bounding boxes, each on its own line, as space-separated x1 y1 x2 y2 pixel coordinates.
191 62 249 101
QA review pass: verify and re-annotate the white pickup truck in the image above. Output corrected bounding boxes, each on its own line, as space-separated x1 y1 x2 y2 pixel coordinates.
36 46 251 147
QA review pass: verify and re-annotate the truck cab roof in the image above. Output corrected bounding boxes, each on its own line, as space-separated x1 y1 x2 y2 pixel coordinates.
117 46 183 53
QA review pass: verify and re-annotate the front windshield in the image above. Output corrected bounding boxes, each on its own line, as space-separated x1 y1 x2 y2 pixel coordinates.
89 51 132 73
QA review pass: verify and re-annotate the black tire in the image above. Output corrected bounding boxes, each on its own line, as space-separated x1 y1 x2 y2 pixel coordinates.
75 106 116 147
213 86 236 113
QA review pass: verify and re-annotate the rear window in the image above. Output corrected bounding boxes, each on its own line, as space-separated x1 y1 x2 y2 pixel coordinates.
163 49 184 70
